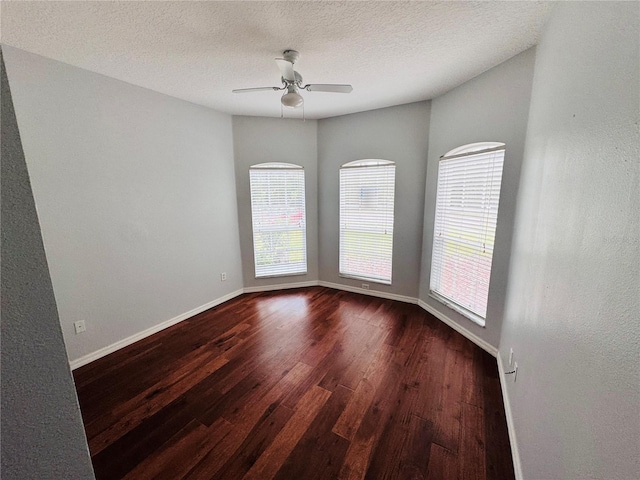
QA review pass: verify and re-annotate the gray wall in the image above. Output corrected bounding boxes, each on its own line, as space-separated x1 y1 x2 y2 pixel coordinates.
3 46 243 363
418 48 536 348
318 102 431 298
499 3 640 479
1 48 95 480
232 116 319 288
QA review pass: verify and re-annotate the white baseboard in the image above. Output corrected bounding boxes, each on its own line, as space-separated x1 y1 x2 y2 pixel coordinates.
68 280 518 477
418 299 498 357
314 282 499 359
243 280 319 293
497 354 523 480
69 283 496 373
69 288 244 370
318 281 418 305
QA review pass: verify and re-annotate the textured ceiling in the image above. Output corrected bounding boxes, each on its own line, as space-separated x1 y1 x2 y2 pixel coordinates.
1 1 553 119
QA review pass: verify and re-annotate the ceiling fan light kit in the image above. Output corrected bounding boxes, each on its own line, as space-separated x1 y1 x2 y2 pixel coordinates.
232 50 353 111
281 89 304 108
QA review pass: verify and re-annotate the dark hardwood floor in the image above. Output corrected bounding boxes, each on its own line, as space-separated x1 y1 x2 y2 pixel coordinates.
73 287 514 480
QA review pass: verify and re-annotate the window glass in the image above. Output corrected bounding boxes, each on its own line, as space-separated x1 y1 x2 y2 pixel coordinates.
250 163 307 278
339 160 396 284
430 144 505 325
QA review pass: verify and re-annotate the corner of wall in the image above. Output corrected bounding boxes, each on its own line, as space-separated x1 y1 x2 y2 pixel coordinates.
1 47 96 479
496 352 523 480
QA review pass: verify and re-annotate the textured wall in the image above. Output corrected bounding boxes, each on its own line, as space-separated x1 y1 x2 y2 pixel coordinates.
1 49 95 479
499 3 640 479
232 116 319 287
3 46 243 364
418 48 536 348
318 102 431 298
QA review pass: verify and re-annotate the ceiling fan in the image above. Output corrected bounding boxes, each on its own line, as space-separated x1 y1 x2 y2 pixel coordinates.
232 50 353 109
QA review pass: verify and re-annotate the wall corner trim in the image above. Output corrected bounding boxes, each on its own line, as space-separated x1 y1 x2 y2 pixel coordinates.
497 354 524 480
417 299 498 357
69 288 244 370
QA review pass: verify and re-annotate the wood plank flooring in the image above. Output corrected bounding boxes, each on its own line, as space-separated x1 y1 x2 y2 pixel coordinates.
73 287 515 480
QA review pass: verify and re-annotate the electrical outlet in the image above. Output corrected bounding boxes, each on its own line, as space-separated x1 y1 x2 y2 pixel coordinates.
74 320 86 335
513 362 518 382
362 283 369 290
509 348 514 366
220 272 227 281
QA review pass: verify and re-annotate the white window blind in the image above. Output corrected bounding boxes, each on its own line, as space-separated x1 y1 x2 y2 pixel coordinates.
340 160 396 285
430 145 505 324
250 163 307 278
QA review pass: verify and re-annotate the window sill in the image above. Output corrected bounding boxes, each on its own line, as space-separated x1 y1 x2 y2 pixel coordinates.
255 271 308 279
339 273 391 286
428 292 486 328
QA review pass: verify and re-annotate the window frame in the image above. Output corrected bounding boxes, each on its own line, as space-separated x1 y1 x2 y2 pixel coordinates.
429 143 506 326
339 159 396 285
249 162 307 279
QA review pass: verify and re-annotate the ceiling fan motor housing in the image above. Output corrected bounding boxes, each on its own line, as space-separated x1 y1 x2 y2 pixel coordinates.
283 71 303 87
282 49 300 64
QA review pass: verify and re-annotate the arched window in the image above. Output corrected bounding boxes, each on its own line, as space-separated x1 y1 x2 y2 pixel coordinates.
339 159 396 285
430 143 506 325
249 163 306 278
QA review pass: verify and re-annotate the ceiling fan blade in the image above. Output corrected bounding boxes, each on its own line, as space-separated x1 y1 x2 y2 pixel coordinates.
275 58 296 82
304 84 353 93
232 87 280 93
